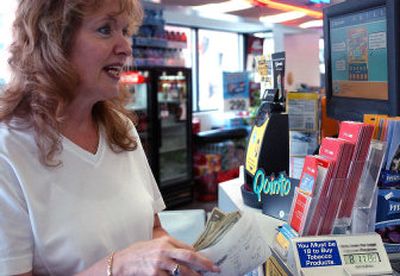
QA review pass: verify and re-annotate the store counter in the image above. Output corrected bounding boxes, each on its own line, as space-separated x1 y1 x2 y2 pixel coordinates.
218 177 284 246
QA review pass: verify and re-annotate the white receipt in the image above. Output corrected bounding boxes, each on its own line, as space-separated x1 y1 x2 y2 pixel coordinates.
199 211 271 276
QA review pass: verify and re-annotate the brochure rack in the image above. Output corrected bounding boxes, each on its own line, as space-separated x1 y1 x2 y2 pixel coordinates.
288 140 386 236
288 176 348 236
334 140 387 234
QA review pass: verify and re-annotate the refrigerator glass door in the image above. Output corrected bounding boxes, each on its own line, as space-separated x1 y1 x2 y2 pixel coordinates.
122 71 152 160
157 71 189 185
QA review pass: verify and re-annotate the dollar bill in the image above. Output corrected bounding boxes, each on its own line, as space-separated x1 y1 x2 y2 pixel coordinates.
193 208 241 251
193 208 226 250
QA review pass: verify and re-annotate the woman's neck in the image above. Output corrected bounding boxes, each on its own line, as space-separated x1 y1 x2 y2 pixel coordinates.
60 102 100 154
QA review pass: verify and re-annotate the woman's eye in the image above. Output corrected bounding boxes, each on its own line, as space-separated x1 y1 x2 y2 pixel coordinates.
98 25 112 35
123 28 130 37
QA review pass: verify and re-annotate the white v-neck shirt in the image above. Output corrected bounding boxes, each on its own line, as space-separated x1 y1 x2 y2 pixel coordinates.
0 122 165 275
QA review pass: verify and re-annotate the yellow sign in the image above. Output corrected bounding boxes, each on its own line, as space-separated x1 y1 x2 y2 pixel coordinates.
245 118 269 175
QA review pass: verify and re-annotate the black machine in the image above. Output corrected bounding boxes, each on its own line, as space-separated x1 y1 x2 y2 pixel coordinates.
242 88 289 209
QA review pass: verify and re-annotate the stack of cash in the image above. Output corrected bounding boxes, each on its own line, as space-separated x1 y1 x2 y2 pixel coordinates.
193 208 242 251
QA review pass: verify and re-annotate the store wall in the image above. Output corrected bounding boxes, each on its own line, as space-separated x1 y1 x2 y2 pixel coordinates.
284 32 321 91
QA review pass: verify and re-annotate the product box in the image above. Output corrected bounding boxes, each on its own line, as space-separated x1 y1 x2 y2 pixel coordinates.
376 189 400 254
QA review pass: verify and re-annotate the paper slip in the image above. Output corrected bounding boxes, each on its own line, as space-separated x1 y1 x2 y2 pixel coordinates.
197 210 271 276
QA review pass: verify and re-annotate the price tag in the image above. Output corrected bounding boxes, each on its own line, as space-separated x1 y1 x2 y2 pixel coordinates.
290 233 392 275
222 72 250 112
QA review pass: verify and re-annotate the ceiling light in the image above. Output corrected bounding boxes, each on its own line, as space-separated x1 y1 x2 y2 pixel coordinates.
259 11 306 23
254 0 323 18
309 0 330 3
299 19 323 28
192 0 253 14
252 32 274 38
197 12 241 23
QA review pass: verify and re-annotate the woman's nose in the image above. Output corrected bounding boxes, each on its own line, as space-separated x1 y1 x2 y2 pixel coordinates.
115 35 132 57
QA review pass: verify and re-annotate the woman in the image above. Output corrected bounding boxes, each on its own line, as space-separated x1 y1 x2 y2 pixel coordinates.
0 0 220 275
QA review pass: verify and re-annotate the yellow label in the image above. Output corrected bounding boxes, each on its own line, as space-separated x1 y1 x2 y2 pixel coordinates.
245 118 269 175
287 92 319 100
265 256 288 276
275 232 290 251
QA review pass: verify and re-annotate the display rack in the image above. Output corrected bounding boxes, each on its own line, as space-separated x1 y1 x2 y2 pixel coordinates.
335 140 387 234
132 3 187 67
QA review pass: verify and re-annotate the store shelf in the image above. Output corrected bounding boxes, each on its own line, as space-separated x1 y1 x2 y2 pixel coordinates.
133 37 187 49
160 145 187 154
161 172 188 185
194 127 249 144
142 17 165 26
133 58 185 68
161 121 186 128
133 37 167 48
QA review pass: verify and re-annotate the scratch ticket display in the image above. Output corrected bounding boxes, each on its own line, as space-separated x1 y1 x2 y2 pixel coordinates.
329 5 388 100
347 27 369 81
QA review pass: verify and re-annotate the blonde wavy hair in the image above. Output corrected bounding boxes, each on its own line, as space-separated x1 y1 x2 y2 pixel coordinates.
0 0 143 166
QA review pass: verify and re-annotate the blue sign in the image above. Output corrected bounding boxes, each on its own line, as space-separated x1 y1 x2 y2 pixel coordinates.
297 240 342 268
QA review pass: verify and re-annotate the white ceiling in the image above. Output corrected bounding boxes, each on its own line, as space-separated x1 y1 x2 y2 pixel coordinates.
156 0 333 28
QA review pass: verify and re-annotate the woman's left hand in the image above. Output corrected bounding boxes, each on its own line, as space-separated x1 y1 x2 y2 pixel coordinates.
112 235 220 275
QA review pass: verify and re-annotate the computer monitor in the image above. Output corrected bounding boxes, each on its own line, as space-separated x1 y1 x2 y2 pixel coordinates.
324 0 400 121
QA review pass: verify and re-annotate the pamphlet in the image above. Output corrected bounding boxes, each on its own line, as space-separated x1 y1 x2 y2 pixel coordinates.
337 121 374 218
289 187 312 235
314 138 354 234
290 155 333 236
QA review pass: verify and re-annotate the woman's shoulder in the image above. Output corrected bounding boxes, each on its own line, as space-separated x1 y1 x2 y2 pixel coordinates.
110 109 138 134
0 121 36 152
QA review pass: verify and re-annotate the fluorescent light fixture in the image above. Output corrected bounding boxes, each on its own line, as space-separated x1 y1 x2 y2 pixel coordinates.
192 0 253 13
197 11 241 23
310 0 330 3
259 11 306 23
254 0 322 18
299 19 323 28
253 32 274 38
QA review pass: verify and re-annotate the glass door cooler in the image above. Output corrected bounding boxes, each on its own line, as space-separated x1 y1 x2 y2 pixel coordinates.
120 70 154 168
121 67 193 207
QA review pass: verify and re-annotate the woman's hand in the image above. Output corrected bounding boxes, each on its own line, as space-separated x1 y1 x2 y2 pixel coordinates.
113 235 220 275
